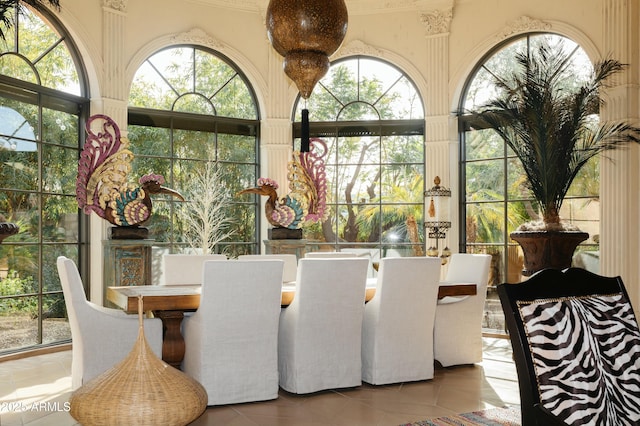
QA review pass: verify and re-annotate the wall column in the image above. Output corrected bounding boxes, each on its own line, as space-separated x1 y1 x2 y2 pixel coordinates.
421 6 455 253
257 48 297 248
600 0 640 306
101 0 129 124
88 0 130 304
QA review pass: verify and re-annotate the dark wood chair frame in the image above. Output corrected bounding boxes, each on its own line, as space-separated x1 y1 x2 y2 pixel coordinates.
498 267 633 426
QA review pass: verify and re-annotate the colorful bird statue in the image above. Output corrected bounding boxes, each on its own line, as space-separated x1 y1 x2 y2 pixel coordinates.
240 138 329 230
75 114 184 237
239 177 307 229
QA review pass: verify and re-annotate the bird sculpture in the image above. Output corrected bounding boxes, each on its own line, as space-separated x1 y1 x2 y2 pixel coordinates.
240 138 329 230
76 114 184 238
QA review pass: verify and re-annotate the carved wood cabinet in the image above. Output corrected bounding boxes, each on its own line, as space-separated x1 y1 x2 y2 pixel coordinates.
103 239 154 306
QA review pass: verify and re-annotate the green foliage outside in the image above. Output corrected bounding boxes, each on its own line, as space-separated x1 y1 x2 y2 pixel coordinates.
0 6 80 351
295 57 426 255
0 272 36 315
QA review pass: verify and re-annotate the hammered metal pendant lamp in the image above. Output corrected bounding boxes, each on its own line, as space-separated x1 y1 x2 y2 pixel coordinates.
266 0 348 151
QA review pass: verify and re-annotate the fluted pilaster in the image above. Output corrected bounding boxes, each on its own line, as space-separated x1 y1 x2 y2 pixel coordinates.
600 0 640 306
260 118 293 188
102 1 127 103
421 6 455 251
267 48 294 119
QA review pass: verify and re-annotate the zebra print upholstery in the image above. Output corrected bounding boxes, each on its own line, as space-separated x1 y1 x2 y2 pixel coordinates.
498 268 640 426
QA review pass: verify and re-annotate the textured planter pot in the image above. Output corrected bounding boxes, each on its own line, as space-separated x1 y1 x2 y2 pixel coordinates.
510 230 589 277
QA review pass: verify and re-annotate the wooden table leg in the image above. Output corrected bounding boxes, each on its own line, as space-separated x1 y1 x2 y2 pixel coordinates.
154 310 185 369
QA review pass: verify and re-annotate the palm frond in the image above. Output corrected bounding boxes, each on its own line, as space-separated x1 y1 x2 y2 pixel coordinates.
466 40 640 225
0 0 60 40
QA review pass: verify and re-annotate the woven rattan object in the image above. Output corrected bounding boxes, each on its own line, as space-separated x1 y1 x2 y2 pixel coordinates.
69 296 207 425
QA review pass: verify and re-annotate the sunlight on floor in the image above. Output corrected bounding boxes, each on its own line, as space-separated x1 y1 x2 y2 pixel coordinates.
0 337 519 426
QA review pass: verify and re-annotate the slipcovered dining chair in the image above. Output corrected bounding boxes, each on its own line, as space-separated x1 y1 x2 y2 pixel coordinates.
56 256 163 390
160 253 226 285
238 253 297 283
278 257 369 394
433 253 491 367
182 259 284 405
361 256 441 385
498 268 640 425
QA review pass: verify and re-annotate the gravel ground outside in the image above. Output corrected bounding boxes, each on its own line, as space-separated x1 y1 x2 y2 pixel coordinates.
0 314 71 353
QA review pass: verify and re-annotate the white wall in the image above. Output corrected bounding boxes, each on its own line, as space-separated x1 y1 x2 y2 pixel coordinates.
49 0 639 306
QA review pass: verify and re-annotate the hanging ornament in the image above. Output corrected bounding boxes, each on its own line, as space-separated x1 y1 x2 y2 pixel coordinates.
266 0 348 151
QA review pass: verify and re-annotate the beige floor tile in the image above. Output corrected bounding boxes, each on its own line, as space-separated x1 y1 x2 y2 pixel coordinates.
0 337 520 425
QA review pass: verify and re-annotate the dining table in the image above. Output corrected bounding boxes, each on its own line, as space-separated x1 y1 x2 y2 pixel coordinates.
107 281 477 369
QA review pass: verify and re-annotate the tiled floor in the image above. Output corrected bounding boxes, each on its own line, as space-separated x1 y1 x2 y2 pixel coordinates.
0 337 519 426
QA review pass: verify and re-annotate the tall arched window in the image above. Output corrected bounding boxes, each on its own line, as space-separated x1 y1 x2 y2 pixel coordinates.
294 56 425 258
128 46 260 256
0 4 89 354
458 34 599 333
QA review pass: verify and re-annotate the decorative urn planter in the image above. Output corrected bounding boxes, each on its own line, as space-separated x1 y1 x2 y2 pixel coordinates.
510 231 589 277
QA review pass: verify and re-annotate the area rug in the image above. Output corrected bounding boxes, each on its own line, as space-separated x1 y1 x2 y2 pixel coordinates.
400 406 521 426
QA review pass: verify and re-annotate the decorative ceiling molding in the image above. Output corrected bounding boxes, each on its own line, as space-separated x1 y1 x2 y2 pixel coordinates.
183 0 443 15
336 39 384 58
420 8 453 36
170 28 225 50
497 15 552 40
103 0 127 12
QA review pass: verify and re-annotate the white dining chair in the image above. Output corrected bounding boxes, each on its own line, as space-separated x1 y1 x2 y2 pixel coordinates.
56 256 163 390
160 253 227 285
181 259 284 405
278 257 369 394
361 256 442 385
434 253 492 367
238 253 298 283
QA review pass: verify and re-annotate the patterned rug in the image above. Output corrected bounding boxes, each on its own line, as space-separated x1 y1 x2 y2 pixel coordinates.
400 406 521 426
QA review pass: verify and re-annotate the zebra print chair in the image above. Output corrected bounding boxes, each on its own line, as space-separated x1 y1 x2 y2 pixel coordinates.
498 268 640 426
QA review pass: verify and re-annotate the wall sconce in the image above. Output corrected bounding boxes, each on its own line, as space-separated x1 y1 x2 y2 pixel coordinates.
424 176 452 264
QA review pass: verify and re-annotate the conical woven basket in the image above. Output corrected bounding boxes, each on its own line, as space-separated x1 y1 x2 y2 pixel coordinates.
69 296 207 426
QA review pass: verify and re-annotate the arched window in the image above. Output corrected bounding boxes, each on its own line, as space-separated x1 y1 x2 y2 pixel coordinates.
294 56 425 257
458 34 599 332
0 4 89 353
128 46 260 256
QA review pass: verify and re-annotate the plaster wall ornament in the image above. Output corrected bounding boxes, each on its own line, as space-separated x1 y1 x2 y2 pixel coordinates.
171 28 224 50
497 15 551 40
420 8 453 36
337 39 383 58
103 0 127 12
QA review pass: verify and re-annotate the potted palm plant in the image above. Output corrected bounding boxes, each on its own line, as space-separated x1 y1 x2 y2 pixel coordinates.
468 40 640 276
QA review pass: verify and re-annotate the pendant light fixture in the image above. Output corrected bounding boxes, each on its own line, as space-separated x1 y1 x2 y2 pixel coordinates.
266 0 348 151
